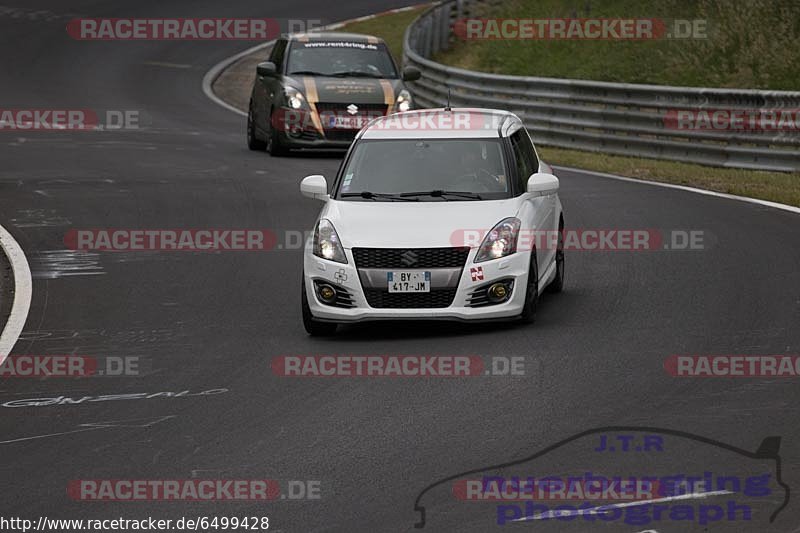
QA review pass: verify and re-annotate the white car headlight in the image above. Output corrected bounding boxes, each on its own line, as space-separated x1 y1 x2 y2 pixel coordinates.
286 88 307 110
474 217 521 263
395 89 412 112
313 219 347 263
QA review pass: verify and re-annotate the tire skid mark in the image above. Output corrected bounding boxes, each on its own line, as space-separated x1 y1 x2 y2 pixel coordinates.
29 250 104 279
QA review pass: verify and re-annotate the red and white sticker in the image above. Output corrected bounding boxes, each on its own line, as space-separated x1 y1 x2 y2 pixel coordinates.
470 267 484 281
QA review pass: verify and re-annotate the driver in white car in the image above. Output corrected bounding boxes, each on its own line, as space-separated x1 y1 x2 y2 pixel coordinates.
455 143 507 192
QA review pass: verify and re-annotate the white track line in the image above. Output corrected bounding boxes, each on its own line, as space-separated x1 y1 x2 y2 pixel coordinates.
555 165 800 216
0 225 32 366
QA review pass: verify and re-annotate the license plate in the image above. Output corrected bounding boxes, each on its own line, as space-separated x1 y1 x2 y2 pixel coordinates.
388 271 430 293
330 115 369 129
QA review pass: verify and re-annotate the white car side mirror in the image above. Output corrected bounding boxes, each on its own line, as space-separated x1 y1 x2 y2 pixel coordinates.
527 172 559 196
300 174 328 200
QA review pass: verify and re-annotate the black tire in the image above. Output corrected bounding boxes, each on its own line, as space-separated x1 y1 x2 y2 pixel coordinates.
246 102 266 151
301 278 337 336
547 223 565 293
519 248 539 323
266 108 290 156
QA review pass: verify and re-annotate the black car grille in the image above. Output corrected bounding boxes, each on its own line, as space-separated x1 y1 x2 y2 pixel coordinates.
321 129 359 142
363 288 457 309
295 130 320 141
290 129 352 142
352 247 470 269
466 286 491 308
315 103 389 115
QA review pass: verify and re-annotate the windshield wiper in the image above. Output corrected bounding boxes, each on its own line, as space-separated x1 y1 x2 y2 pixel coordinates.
399 190 483 200
288 70 326 76
329 71 384 78
340 191 419 201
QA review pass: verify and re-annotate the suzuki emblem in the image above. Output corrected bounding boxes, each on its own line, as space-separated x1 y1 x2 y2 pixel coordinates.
400 250 418 266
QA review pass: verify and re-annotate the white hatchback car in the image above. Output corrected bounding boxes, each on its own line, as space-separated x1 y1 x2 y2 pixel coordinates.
300 108 564 335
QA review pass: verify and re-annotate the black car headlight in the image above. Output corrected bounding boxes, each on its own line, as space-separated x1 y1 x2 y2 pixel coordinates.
395 89 412 112
474 217 521 263
285 87 307 110
312 219 347 264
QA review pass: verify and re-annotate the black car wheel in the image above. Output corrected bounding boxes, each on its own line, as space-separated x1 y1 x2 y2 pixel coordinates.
246 101 266 151
547 222 565 293
301 278 337 336
519 248 539 323
266 108 290 156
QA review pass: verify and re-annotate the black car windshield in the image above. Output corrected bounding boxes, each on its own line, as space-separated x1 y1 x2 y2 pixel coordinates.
286 41 398 78
337 139 511 201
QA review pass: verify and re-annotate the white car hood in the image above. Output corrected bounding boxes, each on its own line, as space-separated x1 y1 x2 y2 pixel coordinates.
320 198 522 249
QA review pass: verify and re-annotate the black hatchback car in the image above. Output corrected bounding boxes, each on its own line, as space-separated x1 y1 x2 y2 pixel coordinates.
246 32 420 155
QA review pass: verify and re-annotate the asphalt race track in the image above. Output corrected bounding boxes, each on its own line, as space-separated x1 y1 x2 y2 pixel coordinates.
0 1 798 532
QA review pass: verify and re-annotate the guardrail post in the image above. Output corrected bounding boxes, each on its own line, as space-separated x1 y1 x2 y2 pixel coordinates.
431 7 441 55
423 16 432 58
440 3 451 51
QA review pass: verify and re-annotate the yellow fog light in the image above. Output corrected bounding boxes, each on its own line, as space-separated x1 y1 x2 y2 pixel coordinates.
318 284 336 303
488 283 508 302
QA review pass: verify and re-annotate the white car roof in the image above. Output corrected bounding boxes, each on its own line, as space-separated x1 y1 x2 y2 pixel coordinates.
359 108 524 140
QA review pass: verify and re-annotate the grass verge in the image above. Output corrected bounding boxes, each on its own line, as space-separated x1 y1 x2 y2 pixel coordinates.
539 147 800 207
335 5 429 63
434 0 800 90
333 4 800 207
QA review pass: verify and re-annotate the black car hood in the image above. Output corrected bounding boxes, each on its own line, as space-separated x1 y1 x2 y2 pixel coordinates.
286 75 403 105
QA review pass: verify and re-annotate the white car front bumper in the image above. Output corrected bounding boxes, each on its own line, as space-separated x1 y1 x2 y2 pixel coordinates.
303 245 537 323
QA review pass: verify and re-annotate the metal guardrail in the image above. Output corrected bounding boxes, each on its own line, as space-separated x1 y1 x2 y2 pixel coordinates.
403 0 800 172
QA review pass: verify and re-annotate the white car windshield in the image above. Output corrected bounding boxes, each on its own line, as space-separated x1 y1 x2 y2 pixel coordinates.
337 139 510 201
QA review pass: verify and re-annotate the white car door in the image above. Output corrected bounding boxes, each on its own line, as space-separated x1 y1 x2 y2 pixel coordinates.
510 128 556 282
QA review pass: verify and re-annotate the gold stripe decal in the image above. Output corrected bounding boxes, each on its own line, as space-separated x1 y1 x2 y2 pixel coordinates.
302 76 324 133
379 80 395 113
